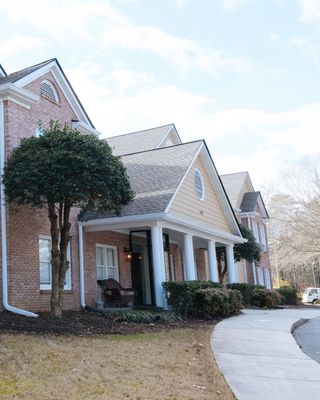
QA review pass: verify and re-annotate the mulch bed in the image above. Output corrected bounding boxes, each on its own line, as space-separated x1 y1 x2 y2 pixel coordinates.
0 310 216 336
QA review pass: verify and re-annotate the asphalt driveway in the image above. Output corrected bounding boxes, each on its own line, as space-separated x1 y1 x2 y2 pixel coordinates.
293 315 320 364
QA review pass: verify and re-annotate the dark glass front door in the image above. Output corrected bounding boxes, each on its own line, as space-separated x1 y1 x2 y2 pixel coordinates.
130 231 155 306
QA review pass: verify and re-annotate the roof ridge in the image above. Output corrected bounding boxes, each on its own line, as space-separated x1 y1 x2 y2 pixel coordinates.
120 139 203 158
220 171 249 177
5 58 56 80
105 123 175 141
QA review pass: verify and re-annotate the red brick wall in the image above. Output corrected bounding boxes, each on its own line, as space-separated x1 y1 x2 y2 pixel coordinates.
169 243 184 281
83 230 131 307
2 72 80 311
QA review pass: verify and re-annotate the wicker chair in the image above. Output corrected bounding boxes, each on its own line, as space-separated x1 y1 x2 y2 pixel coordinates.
97 279 135 307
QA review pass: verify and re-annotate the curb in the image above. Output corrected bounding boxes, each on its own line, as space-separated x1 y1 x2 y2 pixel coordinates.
291 318 309 334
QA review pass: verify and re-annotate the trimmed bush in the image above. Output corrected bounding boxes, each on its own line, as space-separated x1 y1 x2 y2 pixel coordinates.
104 309 182 323
194 288 243 317
162 281 222 316
227 283 264 305
276 286 298 305
251 288 282 308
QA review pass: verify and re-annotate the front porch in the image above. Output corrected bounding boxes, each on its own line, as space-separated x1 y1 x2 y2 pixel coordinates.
78 215 242 309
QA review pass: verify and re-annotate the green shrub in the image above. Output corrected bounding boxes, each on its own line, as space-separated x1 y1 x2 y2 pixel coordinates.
162 281 222 316
276 286 298 305
104 309 182 323
251 288 282 308
227 283 264 305
194 288 243 317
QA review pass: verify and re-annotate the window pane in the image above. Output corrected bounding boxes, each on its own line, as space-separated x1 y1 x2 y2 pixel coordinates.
96 247 104 266
39 239 51 261
106 248 115 266
40 262 51 284
108 266 116 279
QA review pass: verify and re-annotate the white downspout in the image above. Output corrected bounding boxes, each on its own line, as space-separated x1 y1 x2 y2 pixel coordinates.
0 99 38 317
78 222 86 308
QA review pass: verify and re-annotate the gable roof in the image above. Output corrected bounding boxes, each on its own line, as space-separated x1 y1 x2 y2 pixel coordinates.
105 124 181 156
0 59 55 84
80 140 203 220
240 191 260 212
0 58 96 130
220 171 254 209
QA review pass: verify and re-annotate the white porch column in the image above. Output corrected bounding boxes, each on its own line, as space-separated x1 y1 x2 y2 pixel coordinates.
252 260 257 284
208 240 219 282
183 233 196 280
226 244 238 284
151 226 166 308
78 223 86 308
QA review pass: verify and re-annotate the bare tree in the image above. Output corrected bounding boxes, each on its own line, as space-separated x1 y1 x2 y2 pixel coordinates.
266 156 320 289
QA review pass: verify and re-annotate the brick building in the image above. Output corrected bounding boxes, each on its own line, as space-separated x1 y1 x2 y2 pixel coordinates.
0 59 247 315
221 172 272 288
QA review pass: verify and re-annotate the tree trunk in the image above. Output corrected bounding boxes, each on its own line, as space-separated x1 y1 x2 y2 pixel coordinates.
48 201 71 317
48 202 62 317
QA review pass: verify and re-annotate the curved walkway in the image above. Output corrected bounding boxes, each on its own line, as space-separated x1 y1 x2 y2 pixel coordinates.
211 309 320 400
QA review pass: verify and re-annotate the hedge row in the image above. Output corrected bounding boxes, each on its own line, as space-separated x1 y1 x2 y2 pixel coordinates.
226 283 264 305
162 281 241 317
276 286 298 305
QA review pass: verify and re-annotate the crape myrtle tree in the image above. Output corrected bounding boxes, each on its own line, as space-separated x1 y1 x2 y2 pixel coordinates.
3 121 134 317
216 224 261 282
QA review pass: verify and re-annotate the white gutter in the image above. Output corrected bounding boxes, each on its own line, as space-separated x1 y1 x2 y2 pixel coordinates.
0 99 38 317
78 222 86 308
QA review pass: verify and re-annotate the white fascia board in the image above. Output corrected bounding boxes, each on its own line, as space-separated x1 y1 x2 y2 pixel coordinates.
164 213 246 244
0 83 39 108
164 142 203 213
14 61 92 127
199 145 242 237
80 212 166 228
73 121 100 137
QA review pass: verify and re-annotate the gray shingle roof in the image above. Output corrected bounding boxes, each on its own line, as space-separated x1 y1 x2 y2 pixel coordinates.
220 172 249 208
0 59 55 85
105 124 175 156
80 140 203 220
240 191 260 213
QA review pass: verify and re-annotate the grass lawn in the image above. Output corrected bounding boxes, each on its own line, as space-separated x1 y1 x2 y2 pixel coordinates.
0 326 234 400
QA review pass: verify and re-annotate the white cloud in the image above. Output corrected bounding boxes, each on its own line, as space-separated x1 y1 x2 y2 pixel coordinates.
221 0 249 11
298 0 320 24
101 25 253 75
0 0 127 41
65 64 320 186
0 35 44 58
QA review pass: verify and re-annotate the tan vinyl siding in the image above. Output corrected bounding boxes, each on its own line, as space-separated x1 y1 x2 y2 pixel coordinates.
169 157 231 232
237 260 246 283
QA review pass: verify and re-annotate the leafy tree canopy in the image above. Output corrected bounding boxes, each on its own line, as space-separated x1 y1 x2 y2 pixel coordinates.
234 224 261 263
3 121 134 213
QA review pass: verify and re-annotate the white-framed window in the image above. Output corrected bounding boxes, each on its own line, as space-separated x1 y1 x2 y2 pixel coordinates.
35 127 43 137
260 224 267 251
40 80 59 103
265 268 271 289
96 244 119 281
39 235 71 290
194 168 205 201
257 266 265 286
252 220 260 243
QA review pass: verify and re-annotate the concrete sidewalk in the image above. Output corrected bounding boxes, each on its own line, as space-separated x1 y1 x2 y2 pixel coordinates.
211 309 320 400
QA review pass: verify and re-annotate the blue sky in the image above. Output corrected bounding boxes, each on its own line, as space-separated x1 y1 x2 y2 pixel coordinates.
1 0 320 187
